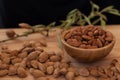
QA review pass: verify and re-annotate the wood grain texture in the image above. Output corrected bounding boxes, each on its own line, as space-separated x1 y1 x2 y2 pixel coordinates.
0 25 120 79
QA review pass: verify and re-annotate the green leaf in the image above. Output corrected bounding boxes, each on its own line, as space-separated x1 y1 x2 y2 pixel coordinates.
92 18 100 25
57 34 63 49
89 12 95 18
68 9 79 15
64 20 73 29
47 22 56 27
110 9 120 13
99 13 107 21
90 1 100 10
83 15 92 25
107 10 120 16
46 22 56 30
101 6 114 12
100 18 106 29
33 24 45 28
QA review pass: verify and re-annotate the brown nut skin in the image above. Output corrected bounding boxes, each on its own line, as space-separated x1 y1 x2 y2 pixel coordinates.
66 39 81 47
82 35 92 40
79 67 89 77
30 69 45 78
8 65 17 76
45 62 54 66
10 50 19 56
18 51 28 58
0 70 8 77
89 67 99 77
6 30 16 38
17 67 27 78
38 52 49 63
53 68 60 78
2 57 10 64
59 68 68 75
11 58 22 64
68 67 79 76
65 71 75 80
64 31 72 40
64 26 114 49
96 38 103 48
30 60 39 69
0 64 9 70
59 63 70 69
54 62 60 68
50 55 61 62
27 51 39 60
19 59 27 68
38 63 46 73
46 66 54 75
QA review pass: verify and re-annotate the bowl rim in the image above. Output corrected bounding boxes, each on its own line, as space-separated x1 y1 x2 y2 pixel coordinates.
61 29 116 51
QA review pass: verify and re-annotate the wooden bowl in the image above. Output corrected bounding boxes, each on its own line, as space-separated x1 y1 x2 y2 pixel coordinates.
61 29 115 62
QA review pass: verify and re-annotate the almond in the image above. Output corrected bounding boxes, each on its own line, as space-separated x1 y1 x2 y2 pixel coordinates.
82 35 91 40
17 67 27 78
38 52 49 63
96 38 103 48
64 31 72 40
30 69 45 78
46 66 54 75
65 71 75 80
0 70 8 77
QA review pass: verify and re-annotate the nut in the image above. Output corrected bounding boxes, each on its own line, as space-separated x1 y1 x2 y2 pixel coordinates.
18 51 28 58
10 50 19 56
53 68 60 78
50 55 61 62
27 51 39 60
38 62 46 73
0 64 9 70
30 60 39 69
65 71 75 80
17 67 27 78
82 35 91 40
64 26 113 49
59 68 68 75
30 69 45 78
2 57 10 64
8 65 17 76
46 66 54 75
64 31 72 40
11 58 22 64
79 67 89 77
0 70 8 77
38 52 49 63
6 30 16 38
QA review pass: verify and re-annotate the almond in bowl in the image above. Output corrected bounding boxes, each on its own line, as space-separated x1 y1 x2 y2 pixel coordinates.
61 26 115 62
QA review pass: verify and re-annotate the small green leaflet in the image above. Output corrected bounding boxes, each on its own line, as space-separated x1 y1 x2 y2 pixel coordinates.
57 34 63 49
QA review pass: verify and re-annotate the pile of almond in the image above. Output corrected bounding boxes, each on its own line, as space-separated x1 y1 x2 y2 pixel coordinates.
64 26 113 49
76 59 120 80
0 40 120 80
0 41 80 80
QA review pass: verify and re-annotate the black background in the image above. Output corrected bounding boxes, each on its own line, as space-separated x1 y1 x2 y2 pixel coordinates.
3 0 120 28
